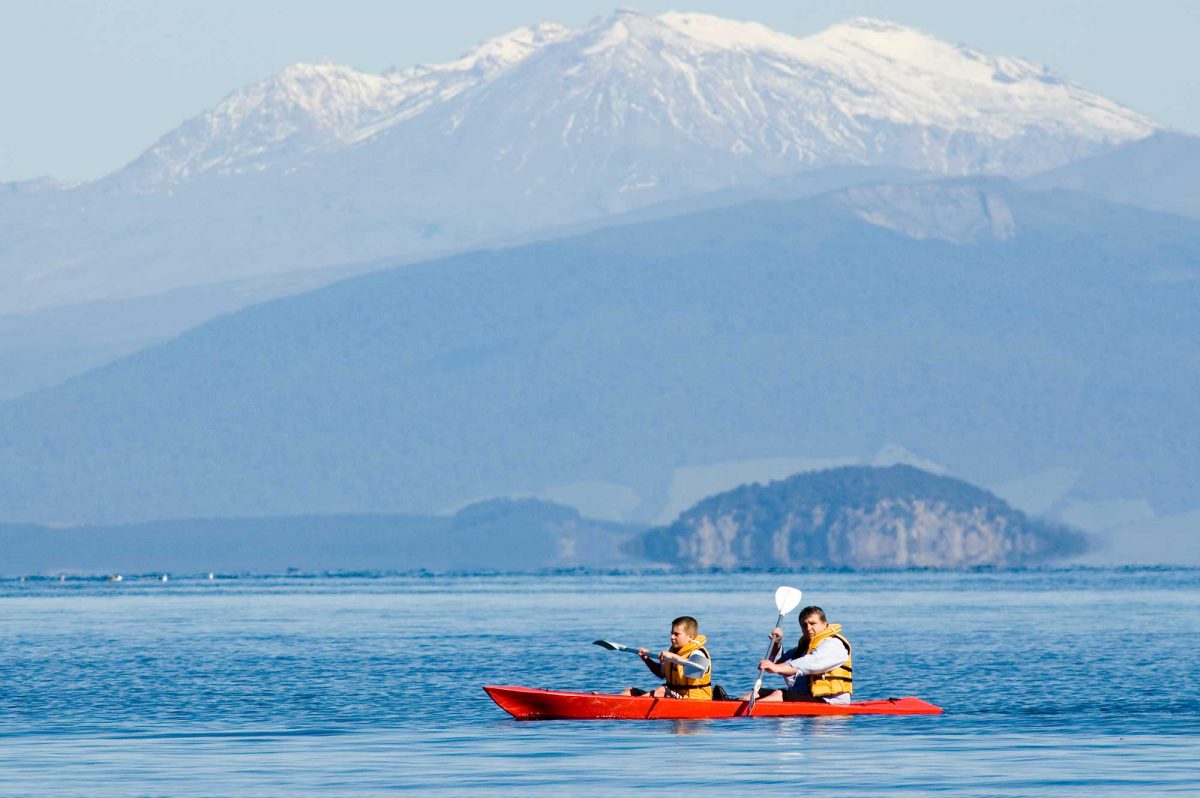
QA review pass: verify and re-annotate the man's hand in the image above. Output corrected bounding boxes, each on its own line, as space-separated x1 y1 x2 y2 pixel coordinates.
768 627 784 642
759 659 798 675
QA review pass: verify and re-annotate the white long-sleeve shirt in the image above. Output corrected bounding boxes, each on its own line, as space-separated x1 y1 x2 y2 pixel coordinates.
780 637 851 704
645 651 710 678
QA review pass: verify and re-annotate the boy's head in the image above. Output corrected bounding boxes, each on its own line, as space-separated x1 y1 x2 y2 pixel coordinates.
670 615 699 648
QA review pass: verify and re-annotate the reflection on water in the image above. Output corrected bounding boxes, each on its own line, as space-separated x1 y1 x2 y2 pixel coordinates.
668 719 709 736
776 714 855 738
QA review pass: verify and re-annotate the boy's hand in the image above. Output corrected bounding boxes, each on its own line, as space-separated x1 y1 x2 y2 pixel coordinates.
638 648 650 658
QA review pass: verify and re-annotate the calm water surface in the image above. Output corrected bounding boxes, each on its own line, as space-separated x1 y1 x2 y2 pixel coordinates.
0 569 1197 795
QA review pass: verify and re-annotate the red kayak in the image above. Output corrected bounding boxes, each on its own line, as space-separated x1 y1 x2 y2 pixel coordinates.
484 685 943 720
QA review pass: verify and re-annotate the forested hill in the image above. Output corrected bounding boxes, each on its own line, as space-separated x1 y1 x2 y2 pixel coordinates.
630 465 1089 568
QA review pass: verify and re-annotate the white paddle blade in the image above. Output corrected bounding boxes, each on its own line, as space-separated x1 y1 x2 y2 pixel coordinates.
775 586 803 615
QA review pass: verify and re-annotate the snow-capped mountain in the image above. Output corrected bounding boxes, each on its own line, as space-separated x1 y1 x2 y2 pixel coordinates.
119 11 1153 193
116 23 572 190
0 10 1158 316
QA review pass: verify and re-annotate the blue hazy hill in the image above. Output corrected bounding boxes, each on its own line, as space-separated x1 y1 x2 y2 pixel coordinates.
0 179 1196 524
1026 131 1200 220
0 498 642 575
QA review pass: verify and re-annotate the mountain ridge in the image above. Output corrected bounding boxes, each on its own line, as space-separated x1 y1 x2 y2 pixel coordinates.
114 22 575 191
119 11 1153 192
0 497 644 575
0 10 1157 316
1 180 1195 525
1025 130 1200 220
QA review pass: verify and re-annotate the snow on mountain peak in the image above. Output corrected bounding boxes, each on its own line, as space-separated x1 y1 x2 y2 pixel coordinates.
576 9 807 58
232 62 396 136
8 9 1171 317
114 9 1157 192
791 15 1152 141
842 17 914 33
117 61 409 187
439 22 572 74
655 10 809 55
119 23 570 189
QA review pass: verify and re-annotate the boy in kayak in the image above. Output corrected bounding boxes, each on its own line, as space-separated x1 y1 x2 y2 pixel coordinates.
741 605 852 705
620 615 713 700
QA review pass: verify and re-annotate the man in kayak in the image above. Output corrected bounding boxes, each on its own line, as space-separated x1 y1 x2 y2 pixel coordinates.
620 615 713 700
741 605 852 705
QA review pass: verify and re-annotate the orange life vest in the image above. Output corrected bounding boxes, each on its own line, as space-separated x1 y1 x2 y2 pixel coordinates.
803 624 853 697
663 634 713 700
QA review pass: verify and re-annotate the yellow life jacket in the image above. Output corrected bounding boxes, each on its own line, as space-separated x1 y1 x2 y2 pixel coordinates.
804 624 853 698
664 634 712 700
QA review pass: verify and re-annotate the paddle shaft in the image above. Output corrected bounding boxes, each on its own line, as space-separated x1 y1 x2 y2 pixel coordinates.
593 640 643 654
746 611 785 714
595 640 703 677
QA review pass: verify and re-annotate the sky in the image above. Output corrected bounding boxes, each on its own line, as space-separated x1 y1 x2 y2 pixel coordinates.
2 0 1198 184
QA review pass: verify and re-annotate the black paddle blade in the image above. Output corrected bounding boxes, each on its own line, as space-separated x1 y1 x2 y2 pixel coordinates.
595 640 643 654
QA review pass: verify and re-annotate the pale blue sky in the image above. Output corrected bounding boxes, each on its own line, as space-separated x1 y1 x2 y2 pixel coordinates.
2 0 1197 183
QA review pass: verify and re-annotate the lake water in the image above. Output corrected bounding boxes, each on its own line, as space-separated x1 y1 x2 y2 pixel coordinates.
0 568 1197 795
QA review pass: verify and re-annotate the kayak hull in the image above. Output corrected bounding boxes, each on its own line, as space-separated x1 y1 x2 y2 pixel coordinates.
484 685 942 720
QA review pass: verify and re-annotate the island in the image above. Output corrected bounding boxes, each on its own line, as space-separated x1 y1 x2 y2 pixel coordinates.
627 465 1088 568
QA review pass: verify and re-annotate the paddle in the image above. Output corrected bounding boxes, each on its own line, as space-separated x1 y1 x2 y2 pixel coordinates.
745 586 803 715
593 639 642 654
593 639 707 677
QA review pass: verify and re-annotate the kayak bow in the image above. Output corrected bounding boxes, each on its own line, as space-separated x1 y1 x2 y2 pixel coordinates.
484 685 942 720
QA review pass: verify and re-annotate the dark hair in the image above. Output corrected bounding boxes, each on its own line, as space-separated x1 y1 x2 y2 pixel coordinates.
671 616 699 635
798 606 827 623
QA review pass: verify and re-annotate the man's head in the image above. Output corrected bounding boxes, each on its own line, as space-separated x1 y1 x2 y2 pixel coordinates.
670 615 699 647
798 606 828 638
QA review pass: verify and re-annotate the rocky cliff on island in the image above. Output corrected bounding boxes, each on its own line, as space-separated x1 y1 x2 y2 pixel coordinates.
629 465 1088 569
